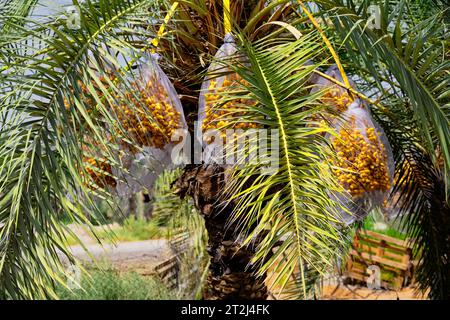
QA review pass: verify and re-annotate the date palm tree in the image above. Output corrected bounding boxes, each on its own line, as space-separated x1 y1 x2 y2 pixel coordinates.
0 0 448 300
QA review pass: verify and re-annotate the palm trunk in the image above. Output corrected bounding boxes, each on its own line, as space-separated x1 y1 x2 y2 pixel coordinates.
173 164 268 300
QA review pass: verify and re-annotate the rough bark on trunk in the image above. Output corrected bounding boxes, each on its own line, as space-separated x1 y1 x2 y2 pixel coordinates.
173 164 268 300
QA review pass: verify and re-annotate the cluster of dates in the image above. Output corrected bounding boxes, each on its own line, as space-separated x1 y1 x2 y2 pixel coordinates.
313 66 393 224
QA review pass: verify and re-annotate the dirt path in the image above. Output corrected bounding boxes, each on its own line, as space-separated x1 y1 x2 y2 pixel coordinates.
63 239 172 275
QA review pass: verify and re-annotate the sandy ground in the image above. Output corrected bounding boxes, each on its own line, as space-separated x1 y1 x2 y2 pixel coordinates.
321 284 427 300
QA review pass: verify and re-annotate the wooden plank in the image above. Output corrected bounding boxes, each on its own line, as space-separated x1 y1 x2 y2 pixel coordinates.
153 257 179 290
347 268 398 283
361 230 411 248
157 264 177 275
346 271 392 289
160 269 177 280
349 249 409 270
170 233 190 253
154 256 177 271
350 258 405 276
347 264 404 288
346 230 413 289
355 236 410 255
353 244 408 262
171 232 189 243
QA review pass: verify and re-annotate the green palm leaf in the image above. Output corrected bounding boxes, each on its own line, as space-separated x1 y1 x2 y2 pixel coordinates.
0 0 170 299
220 32 350 299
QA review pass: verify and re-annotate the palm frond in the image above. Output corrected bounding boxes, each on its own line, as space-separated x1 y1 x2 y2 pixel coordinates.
369 84 450 299
152 169 208 299
221 32 350 299
0 0 170 299
0 0 38 33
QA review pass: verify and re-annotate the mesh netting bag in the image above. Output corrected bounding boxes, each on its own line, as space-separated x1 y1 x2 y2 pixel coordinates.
112 54 187 196
311 65 394 224
311 65 357 113
115 53 187 151
198 34 259 164
328 100 394 225
113 147 174 197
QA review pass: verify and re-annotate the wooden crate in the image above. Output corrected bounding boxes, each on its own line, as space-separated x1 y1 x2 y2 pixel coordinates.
346 230 413 289
153 255 179 289
170 232 190 253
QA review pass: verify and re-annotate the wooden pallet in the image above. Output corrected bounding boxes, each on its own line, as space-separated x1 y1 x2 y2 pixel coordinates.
153 255 179 289
170 232 190 253
346 230 414 289
152 232 190 289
